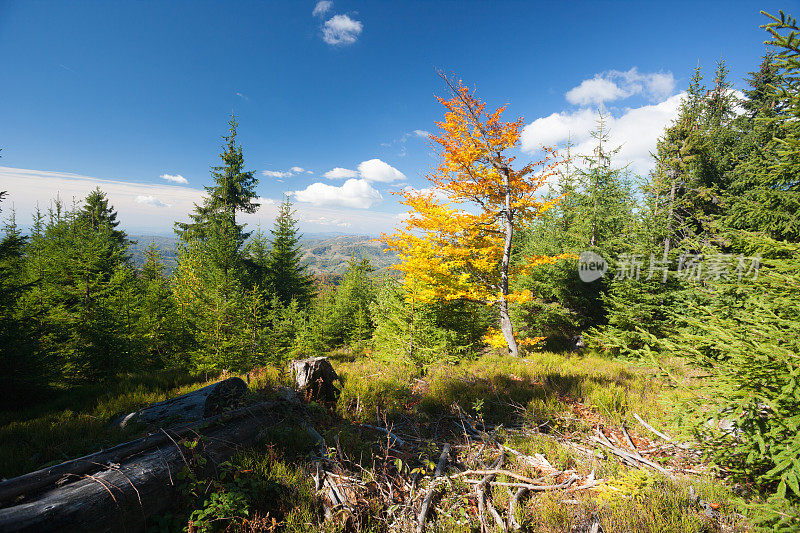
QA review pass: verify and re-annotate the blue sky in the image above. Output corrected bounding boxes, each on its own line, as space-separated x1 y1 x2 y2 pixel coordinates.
0 0 795 235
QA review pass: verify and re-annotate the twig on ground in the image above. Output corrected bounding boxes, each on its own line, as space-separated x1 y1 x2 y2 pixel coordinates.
416 443 451 533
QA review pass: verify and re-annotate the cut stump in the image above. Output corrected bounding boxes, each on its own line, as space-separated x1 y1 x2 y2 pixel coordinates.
291 357 340 403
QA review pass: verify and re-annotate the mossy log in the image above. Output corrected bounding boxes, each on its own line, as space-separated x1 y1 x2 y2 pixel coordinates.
110 376 248 430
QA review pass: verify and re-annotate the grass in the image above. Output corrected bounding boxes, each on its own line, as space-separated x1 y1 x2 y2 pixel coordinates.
0 366 287 479
0 351 753 531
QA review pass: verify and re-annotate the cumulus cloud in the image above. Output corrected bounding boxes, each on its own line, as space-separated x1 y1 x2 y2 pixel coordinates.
358 159 405 183
135 195 172 208
290 166 306 173
521 93 685 176
262 170 294 178
565 68 676 106
293 178 382 209
324 167 359 179
322 14 363 45
566 78 628 107
324 159 405 183
0 167 405 234
160 173 188 184
312 0 332 17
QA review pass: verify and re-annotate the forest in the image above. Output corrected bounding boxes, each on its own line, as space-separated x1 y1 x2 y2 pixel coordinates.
0 9 798 533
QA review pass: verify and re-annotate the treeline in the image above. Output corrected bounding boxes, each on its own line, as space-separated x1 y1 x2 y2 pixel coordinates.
0 117 492 406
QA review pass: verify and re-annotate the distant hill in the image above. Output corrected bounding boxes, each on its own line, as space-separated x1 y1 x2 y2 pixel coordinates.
298 234 398 275
127 233 398 276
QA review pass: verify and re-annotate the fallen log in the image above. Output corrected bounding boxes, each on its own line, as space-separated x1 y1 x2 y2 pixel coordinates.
110 377 248 430
0 400 292 532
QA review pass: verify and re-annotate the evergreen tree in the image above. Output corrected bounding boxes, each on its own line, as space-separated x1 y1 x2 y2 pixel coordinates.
327 258 378 348
514 109 634 347
727 52 800 241
78 187 127 249
264 197 313 306
173 116 262 372
175 115 259 243
0 194 46 406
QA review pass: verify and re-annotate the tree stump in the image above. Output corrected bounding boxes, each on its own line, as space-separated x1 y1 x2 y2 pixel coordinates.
291 357 340 403
110 377 248 430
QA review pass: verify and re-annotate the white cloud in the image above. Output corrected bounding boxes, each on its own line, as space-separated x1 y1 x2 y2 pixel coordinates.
357 159 405 183
0 167 404 234
566 78 628 106
312 0 332 17
565 68 676 106
521 93 685 176
135 195 171 208
290 166 305 173
302 215 352 228
293 178 382 209
322 14 363 45
521 108 597 149
413 130 431 138
324 167 359 179
160 173 188 184
262 170 294 178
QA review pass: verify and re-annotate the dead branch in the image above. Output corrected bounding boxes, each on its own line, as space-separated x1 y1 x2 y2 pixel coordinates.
476 452 505 533
415 443 451 533
359 424 406 448
591 431 672 478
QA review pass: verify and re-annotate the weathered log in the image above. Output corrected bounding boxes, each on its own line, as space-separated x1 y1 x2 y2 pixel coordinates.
291 357 340 403
0 401 291 532
110 377 248 430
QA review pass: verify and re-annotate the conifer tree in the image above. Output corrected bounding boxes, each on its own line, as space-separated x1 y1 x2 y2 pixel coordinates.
173 116 261 371
176 115 259 243
265 197 313 306
0 194 45 405
78 187 127 249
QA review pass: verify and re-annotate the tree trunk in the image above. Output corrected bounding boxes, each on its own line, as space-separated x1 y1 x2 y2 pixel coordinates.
110 377 247 430
0 401 291 532
500 167 519 357
662 168 677 264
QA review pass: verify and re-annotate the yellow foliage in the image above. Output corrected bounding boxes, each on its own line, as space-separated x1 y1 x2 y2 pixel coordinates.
382 78 570 344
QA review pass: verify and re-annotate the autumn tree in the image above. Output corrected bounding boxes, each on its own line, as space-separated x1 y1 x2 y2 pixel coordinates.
383 77 566 357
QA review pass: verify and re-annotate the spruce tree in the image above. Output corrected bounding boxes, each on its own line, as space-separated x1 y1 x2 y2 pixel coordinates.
265 197 313 307
176 115 259 243
78 187 127 249
0 195 45 405
173 116 261 372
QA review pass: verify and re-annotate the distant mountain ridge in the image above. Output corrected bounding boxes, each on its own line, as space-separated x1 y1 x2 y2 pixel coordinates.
128 233 398 275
